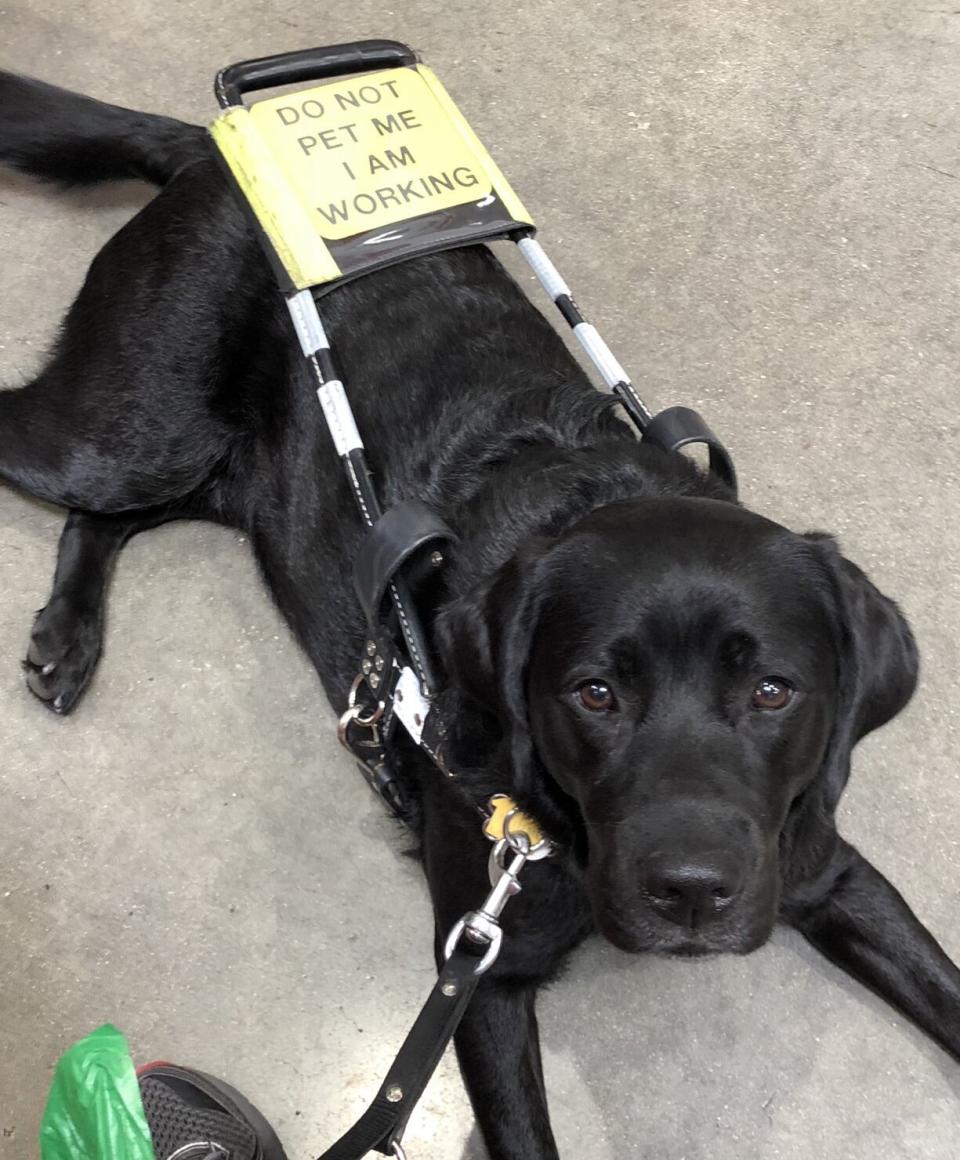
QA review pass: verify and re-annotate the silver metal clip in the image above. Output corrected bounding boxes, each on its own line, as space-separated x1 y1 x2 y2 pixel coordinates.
444 847 528 975
337 673 384 751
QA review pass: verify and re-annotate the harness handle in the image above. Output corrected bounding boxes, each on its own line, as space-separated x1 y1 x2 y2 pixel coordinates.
215 39 418 109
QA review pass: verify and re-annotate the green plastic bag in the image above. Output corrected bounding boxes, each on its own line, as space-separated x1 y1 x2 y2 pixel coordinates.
40 1024 154 1160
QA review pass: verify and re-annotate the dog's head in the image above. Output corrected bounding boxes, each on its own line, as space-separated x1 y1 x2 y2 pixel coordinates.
438 497 918 956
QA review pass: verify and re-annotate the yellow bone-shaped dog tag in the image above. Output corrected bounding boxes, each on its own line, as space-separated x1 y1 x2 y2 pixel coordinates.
483 794 544 848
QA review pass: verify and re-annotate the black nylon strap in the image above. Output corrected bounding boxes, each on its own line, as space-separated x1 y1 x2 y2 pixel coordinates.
353 500 458 628
316 949 482 1159
641 405 738 495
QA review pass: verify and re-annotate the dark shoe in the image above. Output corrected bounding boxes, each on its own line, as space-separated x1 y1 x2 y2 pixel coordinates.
137 1061 289 1160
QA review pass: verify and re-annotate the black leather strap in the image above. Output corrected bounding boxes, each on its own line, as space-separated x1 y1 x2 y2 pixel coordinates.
316 949 482 1159
353 500 458 629
641 405 738 495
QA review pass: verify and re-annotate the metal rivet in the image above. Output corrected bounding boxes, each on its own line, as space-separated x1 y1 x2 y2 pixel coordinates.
441 981 458 997
430 550 444 568
362 659 372 674
385 1084 403 1103
366 641 377 657
369 673 380 689
374 656 385 671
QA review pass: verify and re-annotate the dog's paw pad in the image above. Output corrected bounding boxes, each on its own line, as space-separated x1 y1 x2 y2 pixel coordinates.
23 599 102 715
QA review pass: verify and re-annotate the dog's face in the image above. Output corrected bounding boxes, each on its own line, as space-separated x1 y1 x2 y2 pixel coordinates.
526 499 839 956
442 496 918 958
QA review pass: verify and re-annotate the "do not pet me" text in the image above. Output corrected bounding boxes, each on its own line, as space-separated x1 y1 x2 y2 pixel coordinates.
268 77 486 229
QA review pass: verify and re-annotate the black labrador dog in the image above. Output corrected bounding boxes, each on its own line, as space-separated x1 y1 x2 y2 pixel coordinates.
1 73 958 1160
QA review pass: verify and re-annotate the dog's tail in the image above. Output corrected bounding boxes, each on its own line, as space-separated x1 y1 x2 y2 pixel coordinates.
0 71 209 187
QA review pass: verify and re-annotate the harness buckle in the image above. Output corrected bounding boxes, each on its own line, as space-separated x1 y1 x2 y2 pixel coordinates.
336 673 384 750
337 672 409 819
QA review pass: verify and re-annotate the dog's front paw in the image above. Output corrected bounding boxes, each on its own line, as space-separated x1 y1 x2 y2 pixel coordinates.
23 598 102 714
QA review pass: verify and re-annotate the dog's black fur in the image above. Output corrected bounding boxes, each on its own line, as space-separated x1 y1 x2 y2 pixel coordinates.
1 73 958 1159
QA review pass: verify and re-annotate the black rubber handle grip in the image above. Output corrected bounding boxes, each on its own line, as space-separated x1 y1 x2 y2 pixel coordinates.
215 39 418 108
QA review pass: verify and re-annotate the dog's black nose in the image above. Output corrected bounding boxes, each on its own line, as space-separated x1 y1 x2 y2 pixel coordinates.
640 853 743 928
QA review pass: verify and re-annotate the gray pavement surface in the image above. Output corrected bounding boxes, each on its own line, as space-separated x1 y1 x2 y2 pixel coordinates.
2 2 960 1157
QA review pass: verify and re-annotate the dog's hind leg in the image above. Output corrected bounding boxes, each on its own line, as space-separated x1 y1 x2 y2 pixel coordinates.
0 379 90 509
0 160 263 514
25 505 196 712
0 358 234 514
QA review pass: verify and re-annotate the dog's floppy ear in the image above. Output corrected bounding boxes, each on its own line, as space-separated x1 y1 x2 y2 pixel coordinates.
435 542 552 793
806 533 919 812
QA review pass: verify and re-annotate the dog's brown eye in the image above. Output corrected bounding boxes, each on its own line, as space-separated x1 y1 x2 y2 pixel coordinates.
751 677 793 711
578 680 617 712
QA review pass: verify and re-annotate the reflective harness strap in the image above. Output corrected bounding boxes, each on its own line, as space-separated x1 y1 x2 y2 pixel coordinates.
286 289 440 697
516 235 654 432
516 236 738 493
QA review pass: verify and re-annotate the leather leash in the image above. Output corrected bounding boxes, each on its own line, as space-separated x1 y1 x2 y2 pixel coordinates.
316 811 552 1160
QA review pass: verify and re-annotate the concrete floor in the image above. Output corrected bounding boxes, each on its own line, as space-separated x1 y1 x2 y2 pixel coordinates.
2 1 960 1157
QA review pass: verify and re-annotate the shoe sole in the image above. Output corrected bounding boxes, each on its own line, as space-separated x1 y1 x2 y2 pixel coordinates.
137 1061 290 1160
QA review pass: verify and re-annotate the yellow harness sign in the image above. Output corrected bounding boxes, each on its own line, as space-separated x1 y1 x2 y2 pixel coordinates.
210 65 533 290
